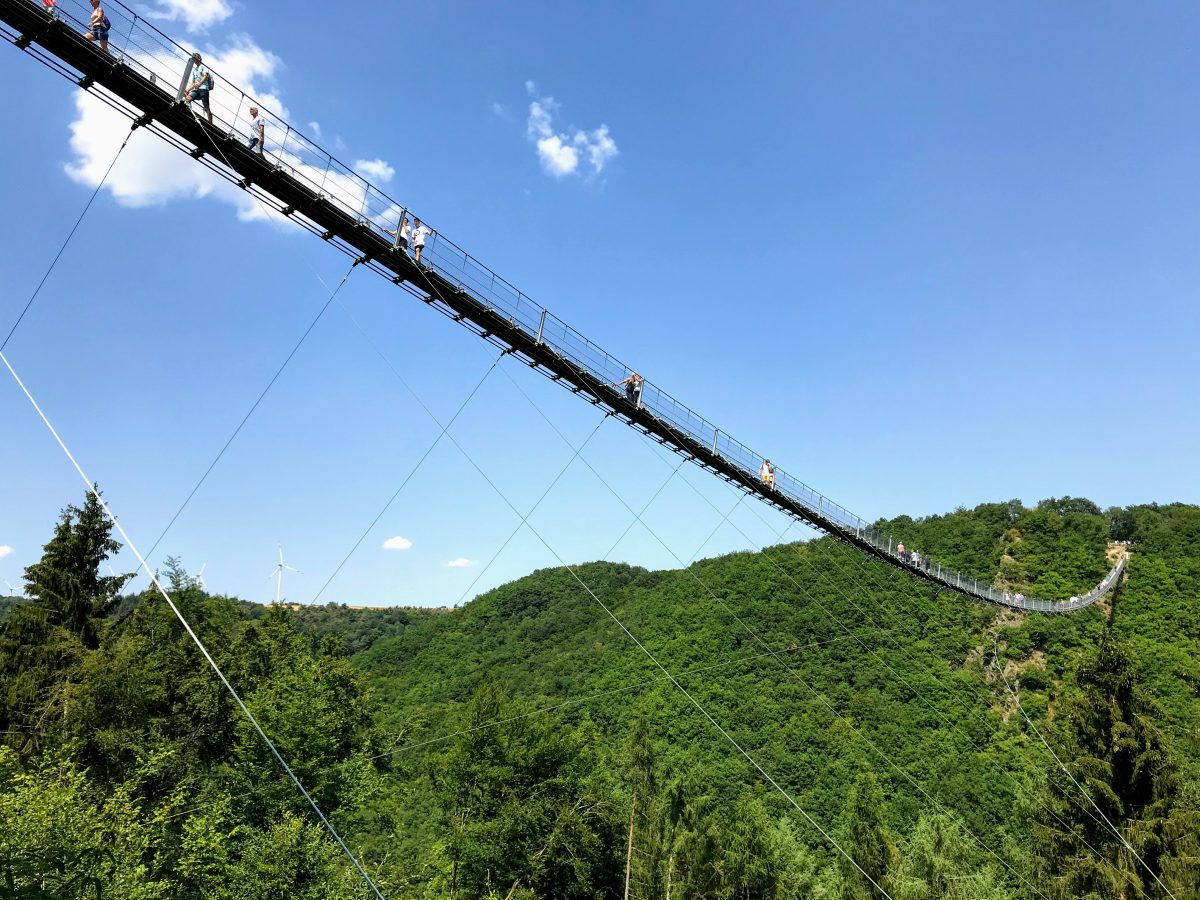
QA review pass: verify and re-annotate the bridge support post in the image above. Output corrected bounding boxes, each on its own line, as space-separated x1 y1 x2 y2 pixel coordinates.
711 429 719 454
535 309 546 345
392 208 407 249
177 56 195 103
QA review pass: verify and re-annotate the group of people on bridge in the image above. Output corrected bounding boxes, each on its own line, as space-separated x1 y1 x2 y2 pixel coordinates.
41 0 446 271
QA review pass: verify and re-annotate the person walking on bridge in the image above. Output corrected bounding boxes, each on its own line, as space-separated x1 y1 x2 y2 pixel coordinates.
760 458 775 489
412 218 435 264
183 53 214 125
246 106 265 153
82 0 109 54
616 371 644 408
386 215 411 253
43 0 57 20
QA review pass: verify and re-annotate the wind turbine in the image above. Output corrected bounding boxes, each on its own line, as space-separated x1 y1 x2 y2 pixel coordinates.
193 563 208 591
267 547 300 605
3 580 16 598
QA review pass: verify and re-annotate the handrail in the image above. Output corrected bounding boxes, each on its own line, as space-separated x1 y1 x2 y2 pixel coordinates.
1 0 1125 613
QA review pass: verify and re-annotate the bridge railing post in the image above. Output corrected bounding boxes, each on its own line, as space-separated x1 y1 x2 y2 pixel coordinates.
176 55 195 104
233 90 245 140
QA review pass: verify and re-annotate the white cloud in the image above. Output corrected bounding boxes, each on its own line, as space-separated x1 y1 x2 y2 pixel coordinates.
443 557 475 568
382 536 413 551
148 0 233 33
355 158 395 183
525 92 618 179
64 35 396 230
525 80 538 95
536 135 579 177
491 102 509 120
0 545 12 559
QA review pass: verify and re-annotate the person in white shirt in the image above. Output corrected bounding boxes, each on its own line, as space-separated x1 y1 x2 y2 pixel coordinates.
412 218 435 264
759 459 775 489
246 106 265 153
387 215 411 252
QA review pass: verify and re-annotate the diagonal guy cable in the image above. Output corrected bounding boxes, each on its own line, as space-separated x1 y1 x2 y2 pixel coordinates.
596 425 1052 899
451 412 609 607
0 348 387 900
376 372 894 898
326 307 892 894
160 627 899 825
311 351 504 604
994 642 1178 900
2 123 135 352
137 259 360 573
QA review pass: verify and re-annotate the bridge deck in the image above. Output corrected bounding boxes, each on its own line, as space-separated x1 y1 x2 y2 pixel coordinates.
0 0 1124 612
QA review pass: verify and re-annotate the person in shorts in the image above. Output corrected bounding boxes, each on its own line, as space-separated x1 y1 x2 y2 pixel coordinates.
183 52 213 124
83 0 109 53
412 218 436 264
616 371 644 407
386 215 411 252
760 458 775 489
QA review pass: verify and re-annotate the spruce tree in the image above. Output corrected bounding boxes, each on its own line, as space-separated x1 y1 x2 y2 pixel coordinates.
0 489 127 754
1039 631 1178 898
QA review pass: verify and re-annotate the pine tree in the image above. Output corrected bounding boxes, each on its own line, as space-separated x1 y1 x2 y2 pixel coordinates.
1039 631 1179 898
0 489 127 755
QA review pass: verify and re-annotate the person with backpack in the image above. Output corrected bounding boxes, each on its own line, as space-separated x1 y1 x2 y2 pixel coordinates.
83 0 109 53
183 52 214 124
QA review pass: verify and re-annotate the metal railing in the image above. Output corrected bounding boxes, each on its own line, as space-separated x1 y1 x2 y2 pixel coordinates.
12 0 1126 612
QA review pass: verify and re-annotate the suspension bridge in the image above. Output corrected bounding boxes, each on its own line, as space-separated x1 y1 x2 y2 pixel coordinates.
0 0 1126 613
0 3 1163 898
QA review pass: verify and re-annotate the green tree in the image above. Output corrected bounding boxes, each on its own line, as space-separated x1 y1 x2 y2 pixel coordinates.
0 490 128 755
0 746 168 899
1038 632 1180 898
887 813 1008 900
434 681 619 899
839 772 894 900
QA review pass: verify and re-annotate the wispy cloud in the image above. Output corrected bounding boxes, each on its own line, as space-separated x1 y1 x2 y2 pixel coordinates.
443 557 475 568
0 545 13 559
524 88 618 180
355 158 395 183
148 0 232 32
382 536 413 551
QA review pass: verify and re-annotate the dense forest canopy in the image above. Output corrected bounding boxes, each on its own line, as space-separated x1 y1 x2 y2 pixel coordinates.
0 492 1197 898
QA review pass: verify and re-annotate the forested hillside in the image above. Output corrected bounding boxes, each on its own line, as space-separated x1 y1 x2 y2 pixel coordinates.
1 492 1197 898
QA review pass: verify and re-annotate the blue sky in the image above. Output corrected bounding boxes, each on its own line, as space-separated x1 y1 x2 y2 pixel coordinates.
1 1 1198 607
